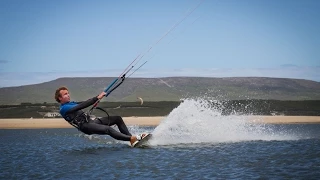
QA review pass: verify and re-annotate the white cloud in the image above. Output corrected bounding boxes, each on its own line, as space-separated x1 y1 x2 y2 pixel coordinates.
0 66 319 87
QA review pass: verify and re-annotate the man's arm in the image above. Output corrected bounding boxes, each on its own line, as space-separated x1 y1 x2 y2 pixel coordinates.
67 97 99 114
66 91 107 114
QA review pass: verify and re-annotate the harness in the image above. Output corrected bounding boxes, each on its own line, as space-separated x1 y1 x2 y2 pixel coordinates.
68 106 111 129
68 112 89 129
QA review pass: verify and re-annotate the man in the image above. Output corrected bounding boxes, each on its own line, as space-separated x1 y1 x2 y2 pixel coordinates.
55 86 144 147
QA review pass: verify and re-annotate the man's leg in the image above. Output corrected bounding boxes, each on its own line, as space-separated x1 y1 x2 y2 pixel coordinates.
80 121 131 141
95 116 132 136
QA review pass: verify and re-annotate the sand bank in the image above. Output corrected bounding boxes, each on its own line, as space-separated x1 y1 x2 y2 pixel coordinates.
0 116 319 129
247 116 320 124
0 116 164 129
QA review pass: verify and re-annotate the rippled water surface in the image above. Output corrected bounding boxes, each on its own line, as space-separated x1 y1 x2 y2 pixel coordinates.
1 124 320 180
1 99 320 179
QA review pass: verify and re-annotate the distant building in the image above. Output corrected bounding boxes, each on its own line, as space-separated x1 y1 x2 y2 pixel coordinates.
43 112 61 118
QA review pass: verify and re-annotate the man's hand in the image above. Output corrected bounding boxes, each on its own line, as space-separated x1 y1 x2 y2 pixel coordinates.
97 92 107 99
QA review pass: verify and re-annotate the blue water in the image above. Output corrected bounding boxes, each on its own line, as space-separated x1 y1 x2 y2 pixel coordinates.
1 99 320 179
1 124 320 180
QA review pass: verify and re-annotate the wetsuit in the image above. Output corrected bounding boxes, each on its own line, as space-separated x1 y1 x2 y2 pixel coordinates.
60 97 132 141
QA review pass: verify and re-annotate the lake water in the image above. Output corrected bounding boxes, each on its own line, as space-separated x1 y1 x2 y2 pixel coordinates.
1 99 320 179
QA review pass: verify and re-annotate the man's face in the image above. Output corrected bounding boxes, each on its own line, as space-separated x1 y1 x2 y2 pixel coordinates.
59 90 70 103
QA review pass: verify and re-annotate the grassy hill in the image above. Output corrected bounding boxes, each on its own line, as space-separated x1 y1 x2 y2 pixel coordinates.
0 77 320 105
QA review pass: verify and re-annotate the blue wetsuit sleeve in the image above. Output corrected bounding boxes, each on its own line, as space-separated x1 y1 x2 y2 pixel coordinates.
65 96 99 114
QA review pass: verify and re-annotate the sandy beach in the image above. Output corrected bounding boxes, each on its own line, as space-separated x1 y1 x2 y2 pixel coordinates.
0 116 164 129
0 116 319 129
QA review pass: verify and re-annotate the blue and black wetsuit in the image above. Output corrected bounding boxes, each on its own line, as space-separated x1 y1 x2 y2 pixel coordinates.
60 96 132 141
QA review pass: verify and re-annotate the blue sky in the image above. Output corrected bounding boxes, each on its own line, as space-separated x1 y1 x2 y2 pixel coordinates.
0 0 319 87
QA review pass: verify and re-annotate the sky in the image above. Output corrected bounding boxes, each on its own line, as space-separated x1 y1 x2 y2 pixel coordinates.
0 0 320 87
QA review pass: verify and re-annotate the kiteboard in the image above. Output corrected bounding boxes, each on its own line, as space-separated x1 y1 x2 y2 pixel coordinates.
133 134 152 148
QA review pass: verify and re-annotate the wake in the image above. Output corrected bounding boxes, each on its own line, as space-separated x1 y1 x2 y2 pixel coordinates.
149 98 299 146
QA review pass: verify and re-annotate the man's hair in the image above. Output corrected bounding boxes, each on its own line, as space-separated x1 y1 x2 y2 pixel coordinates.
55 86 68 103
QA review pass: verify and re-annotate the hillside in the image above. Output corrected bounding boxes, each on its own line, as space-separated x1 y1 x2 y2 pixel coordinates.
0 77 320 105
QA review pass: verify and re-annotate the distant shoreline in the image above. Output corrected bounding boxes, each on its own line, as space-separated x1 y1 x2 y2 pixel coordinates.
0 116 165 129
0 116 320 129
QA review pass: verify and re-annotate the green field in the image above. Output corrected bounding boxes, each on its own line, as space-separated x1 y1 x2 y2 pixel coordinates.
1 100 319 118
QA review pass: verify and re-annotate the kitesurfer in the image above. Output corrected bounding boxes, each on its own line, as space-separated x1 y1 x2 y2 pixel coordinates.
54 86 145 147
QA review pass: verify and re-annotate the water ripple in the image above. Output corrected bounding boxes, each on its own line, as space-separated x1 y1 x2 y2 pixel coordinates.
1 125 320 179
